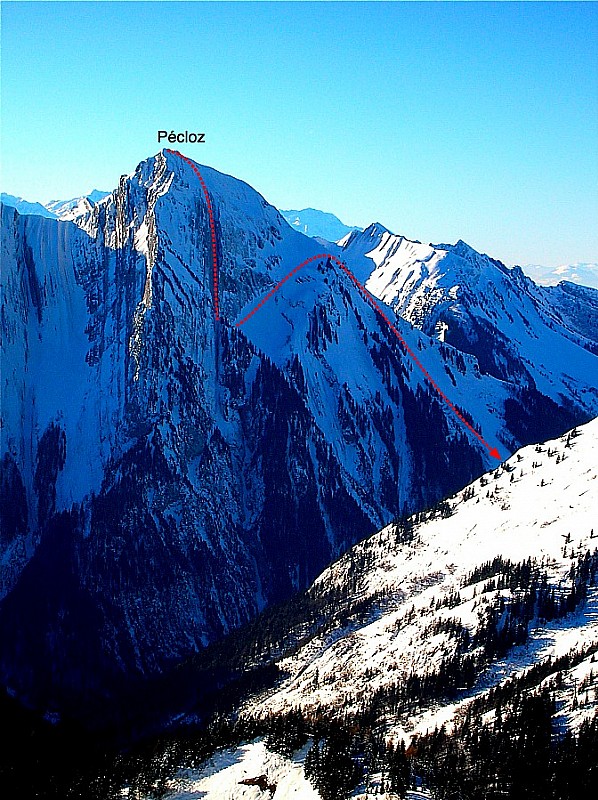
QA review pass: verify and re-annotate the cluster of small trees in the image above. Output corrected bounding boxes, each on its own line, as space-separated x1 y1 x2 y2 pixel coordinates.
413 690 598 799
247 697 597 800
258 711 411 799
244 676 598 799
304 729 362 799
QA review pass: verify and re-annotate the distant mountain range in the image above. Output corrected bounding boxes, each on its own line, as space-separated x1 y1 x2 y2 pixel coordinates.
1 190 110 222
521 261 598 290
0 193 56 219
44 190 110 221
280 207 362 242
4 192 596 291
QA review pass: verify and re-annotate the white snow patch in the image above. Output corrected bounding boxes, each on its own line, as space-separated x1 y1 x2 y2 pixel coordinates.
164 739 320 800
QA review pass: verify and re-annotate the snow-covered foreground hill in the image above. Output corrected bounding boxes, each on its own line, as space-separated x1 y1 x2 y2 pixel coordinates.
244 417 598 734
149 418 598 799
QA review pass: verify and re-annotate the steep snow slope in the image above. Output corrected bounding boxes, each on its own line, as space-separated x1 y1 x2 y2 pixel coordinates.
242 418 598 737
237 251 504 515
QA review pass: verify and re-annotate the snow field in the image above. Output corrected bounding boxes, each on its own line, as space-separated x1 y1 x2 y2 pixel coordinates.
164 739 320 800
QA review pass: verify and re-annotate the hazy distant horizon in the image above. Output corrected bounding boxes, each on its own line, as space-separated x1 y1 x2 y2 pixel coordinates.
2 1 597 265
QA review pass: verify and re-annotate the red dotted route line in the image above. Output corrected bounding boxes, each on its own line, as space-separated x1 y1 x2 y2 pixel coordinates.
165 149 500 461
166 149 220 321
235 253 331 326
237 252 501 461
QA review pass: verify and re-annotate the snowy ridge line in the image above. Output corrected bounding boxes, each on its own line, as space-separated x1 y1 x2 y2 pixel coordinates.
166 149 220 321
236 250 502 461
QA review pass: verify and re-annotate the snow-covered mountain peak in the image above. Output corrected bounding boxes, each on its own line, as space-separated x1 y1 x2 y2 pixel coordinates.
337 221 391 249
364 221 392 236
54 151 325 329
2 150 598 744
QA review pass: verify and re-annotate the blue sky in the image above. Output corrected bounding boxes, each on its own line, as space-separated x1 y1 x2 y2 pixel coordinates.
1 1 597 265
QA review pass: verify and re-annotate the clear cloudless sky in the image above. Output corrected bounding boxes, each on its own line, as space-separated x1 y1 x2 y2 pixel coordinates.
1 0 597 265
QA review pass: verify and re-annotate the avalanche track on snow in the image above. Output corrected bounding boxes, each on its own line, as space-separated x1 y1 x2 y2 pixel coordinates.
167 148 501 460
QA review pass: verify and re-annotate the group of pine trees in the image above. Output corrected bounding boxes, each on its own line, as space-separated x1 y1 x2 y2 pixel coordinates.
246 695 598 800
413 690 598 799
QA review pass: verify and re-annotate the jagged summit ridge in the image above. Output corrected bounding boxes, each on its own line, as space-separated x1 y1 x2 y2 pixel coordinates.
339 222 598 436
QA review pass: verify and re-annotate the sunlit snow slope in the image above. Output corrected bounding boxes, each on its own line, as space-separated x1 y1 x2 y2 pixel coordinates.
243 418 598 738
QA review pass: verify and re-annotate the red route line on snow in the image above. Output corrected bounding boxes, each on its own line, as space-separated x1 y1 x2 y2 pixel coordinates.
237 253 501 461
235 253 329 327
166 149 500 461
167 149 220 321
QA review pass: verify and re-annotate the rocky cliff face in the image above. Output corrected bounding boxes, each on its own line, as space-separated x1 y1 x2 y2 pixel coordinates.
1 152 596 725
